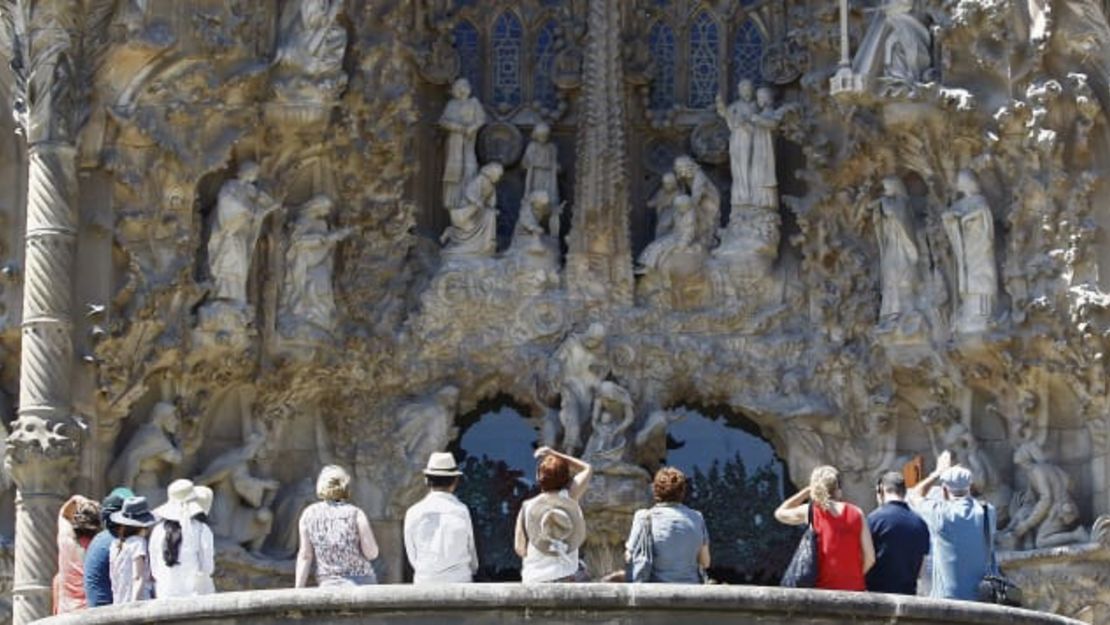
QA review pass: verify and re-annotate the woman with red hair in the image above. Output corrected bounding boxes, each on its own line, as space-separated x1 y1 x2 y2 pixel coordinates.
514 447 593 582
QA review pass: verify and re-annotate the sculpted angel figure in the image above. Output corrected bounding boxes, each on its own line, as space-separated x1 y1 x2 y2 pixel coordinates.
943 170 998 333
279 195 352 336
208 162 280 306
873 177 920 322
439 78 487 210
717 80 758 209
551 323 610 455
274 0 347 80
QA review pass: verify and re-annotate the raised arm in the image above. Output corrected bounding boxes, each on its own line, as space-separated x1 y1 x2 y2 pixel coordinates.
774 486 812 526
535 446 593 501
294 512 314 588
908 451 952 506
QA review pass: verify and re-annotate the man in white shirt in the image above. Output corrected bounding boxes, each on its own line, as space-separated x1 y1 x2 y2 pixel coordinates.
403 452 479 583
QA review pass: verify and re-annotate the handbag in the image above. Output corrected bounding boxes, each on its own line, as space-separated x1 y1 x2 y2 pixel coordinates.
780 503 818 588
976 502 1023 607
626 508 654 583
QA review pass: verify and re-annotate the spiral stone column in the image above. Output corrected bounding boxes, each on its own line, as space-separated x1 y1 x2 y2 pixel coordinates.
3 2 82 623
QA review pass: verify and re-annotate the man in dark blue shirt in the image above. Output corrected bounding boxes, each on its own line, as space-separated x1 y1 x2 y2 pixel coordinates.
866 471 930 595
83 487 133 607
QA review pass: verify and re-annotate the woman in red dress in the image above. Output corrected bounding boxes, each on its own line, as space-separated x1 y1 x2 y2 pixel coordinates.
775 465 875 590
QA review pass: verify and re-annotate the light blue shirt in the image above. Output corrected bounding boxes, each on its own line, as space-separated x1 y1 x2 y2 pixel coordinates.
626 503 708 584
912 496 995 601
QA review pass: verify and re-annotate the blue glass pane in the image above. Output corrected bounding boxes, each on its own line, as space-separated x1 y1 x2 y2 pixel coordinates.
666 407 800 585
732 19 764 90
492 12 524 108
533 20 559 109
688 11 720 109
648 21 676 110
453 21 482 94
454 0 477 6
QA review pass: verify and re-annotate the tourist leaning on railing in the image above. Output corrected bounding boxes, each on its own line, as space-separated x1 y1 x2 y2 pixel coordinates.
404 452 479 584
625 467 710 584
775 465 875 591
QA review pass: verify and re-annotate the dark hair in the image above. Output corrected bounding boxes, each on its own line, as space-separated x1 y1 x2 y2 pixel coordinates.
114 525 141 540
877 471 907 497
426 474 459 490
193 512 209 524
537 455 571 492
162 520 183 567
653 467 687 503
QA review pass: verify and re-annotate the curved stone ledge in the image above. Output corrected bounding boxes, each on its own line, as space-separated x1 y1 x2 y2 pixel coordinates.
39 584 1085 625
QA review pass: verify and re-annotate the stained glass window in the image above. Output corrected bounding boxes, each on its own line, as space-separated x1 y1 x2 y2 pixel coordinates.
648 21 676 111
491 12 524 109
688 11 720 109
732 18 764 92
533 19 559 110
453 20 482 94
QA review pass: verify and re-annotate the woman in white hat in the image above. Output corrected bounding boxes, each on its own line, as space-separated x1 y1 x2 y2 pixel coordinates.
295 465 379 587
109 496 157 604
149 479 215 598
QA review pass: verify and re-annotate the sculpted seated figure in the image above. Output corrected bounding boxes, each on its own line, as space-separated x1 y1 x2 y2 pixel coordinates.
273 0 348 102
636 194 701 274
107 402 183 507
441 163 503 260
194 431 280 555
1000 442 1090 550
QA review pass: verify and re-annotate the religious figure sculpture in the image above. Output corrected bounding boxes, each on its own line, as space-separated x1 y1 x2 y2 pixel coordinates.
1001 442 1090 549
550 323 610 455
278 195 352 339
648 173 680 239
673 156 720 250
441 162 503 260
637 194 698 274
717 80 758 210
194 431 280 555
439 78 487 210
107 403 183 506
851 0 932 95
943 170 998 334
522 123 561 228
273 0 348 103
582 381 640 475
207 162 280 307
872 177 920 324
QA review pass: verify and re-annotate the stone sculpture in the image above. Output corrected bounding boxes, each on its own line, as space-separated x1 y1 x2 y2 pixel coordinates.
872 177 920 325
551 323 610 456
943 170 998 334
207 162 280 307
441 163 503 260
439 78 487 211
278 195 352 340
107 402 183 506
637 194 698 274
522 123 561 223
273 0 349 103
194 431 280 555
717 80 758 210
851 0 932 94
673 156 720 250
1001 442 1090 550
647 173 680 239
582 381 639 474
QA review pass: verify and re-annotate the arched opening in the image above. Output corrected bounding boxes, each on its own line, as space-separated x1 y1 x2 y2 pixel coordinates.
665 404 800 585
447 395 540 581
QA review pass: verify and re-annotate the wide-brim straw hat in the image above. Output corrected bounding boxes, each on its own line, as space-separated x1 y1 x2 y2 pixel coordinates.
153 479 204 522
524 492 586 556
109 496 157 528
423 452 463 477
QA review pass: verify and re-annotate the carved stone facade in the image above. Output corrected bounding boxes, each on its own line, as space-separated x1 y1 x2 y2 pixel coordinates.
1 0 1110 622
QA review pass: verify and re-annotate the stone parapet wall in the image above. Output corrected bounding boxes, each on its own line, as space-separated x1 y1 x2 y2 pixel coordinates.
35 585 1087 625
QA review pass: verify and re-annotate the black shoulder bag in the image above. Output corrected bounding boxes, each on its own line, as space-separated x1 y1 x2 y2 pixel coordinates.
780 504 818 588
976 502 1023 607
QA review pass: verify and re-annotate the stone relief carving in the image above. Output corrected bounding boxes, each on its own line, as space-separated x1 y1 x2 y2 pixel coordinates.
522 123 561 217
548 323 610 456
273 0 349 105
278 195 352 342
194 431 280 555
207 162 280 309
872 177 923 334
439 78 487 211
636 194 700 274
672 156 719 252
1002 441 1091 550
851 0 932 96
440 163 502 260
943 170 998 334
107 402 183 506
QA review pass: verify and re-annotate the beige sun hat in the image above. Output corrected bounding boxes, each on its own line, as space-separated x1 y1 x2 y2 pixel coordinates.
524 492 586 557
423 452 463 477
154 479 204 522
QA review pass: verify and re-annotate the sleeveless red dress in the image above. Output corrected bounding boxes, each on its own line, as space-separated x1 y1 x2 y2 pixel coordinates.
811 502 866 591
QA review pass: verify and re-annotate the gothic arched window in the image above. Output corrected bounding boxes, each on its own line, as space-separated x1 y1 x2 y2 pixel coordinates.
731 18 764 92
533 19 559 110
491 11 524 110
648 21 676 111
453 20 482 94
687 11 720 109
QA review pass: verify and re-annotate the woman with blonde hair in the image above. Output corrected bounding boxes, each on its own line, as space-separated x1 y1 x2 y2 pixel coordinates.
295 465 379 587
775 465 875 590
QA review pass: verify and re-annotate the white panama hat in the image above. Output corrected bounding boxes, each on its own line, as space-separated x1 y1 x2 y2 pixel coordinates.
423 452 463 477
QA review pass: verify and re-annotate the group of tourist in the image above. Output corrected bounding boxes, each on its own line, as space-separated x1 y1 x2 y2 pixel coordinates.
54 444 995 614
52 481 216 614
